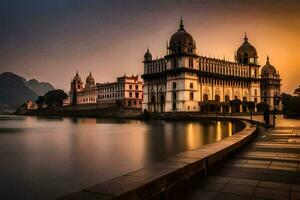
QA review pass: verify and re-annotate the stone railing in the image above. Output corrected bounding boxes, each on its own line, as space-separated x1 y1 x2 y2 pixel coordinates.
59 120 258 200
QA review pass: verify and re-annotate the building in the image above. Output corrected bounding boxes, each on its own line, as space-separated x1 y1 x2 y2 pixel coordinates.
294 85 300 97
260 56 282 110
142 18 281 113
25 100 38 110
69 72 143 108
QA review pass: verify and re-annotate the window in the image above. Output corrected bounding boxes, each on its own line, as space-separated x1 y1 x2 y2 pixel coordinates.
129 85 132 90
190 92 194 100
172 58 178 68
135 92 139 98
128 101 131 106
173 82 177 90
189 58 193 68
190 83 193 89
129 92 132 97
135 85 138 90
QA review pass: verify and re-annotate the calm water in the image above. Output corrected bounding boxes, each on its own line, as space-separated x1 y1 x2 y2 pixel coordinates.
0 115 240 200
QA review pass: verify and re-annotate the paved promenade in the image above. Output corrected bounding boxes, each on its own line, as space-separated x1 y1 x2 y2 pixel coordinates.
187 116 300 200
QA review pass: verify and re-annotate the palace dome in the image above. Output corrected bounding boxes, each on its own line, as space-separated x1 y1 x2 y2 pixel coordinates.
144 48 152 60
237 35 257 58
261 57 277 75
236 34 258 64
73 71 81 82
86 72 95 85
294 86 300 94
169 18 194 50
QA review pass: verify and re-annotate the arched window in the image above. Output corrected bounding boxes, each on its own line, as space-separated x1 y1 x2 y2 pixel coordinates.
172 58 178 68
151 95 155 103
190 83 193 89
215 94 220 102
190 92 194 100
203 94 209 102
189 58 193 68
225 95 230 102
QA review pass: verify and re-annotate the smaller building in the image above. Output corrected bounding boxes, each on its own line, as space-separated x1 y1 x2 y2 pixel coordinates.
260 56 281 111
25 100 38 110
294 85 300 97
69 72 143 109
96 75 143 108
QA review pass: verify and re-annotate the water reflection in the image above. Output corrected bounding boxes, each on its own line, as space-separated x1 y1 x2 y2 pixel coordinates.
0 116 240 200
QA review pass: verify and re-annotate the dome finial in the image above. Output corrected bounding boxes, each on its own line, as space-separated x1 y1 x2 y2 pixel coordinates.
266 55 270 64
179 16 185 31
244 32 248 43
76 70 79 76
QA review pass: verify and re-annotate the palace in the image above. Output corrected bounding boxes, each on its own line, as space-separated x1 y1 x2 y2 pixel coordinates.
69 72 143 108
142 18 281 113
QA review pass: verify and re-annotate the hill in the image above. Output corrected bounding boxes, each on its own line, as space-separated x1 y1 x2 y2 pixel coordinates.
0 72 55 113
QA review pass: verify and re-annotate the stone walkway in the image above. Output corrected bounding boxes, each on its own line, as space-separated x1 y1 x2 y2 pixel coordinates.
187 116 300 200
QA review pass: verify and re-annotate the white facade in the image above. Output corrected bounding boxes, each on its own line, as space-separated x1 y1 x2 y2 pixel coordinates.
69 73 143 108
141 19 277 113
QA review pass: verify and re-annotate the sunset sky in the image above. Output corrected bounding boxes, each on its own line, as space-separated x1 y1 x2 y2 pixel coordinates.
0 0 299 93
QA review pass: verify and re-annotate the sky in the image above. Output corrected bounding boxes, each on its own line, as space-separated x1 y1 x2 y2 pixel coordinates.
0 0 299 93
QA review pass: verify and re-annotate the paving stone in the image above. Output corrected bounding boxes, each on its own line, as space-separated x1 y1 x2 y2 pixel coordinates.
196 182 226 192
247 160 271 165
228 177 260 186
253 187 289 200
290 191 300 200
220 184 256 196
292 185 300 192
166 156 199 164
85 175 150 196
186 190 217 200
58 191 116 200
213 192 251 200
176 151 209 159
259 181 291 191
268 165 297 171
205 176 231 184
270 161 298 167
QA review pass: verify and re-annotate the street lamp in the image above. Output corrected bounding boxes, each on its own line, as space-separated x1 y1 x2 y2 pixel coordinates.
273 94 281 127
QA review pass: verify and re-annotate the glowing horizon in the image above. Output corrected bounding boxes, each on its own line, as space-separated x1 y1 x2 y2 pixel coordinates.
0 0 299 93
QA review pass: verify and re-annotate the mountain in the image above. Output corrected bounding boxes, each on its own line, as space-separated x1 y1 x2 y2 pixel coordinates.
0 72 55 113
27 79 55 96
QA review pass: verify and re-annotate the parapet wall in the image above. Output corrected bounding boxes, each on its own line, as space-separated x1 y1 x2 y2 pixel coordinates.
59 119 258 200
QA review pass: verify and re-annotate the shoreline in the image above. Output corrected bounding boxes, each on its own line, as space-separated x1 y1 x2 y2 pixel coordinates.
59 118 258 200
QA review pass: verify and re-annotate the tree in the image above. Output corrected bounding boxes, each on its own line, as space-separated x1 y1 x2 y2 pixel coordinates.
44 89 68 108
281 93 300 118
35 96 45 109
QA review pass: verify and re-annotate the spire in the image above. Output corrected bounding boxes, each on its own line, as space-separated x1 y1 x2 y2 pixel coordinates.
266 55 270 64
179 16 185 31
76 70 79 76
244 32 248 43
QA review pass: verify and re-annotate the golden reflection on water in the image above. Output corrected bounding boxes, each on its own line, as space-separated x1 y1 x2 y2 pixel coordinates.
228 122 232 137
186 123 204 149
216 121 222 141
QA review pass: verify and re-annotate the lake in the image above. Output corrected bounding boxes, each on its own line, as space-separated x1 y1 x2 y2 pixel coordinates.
0 115 240 199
